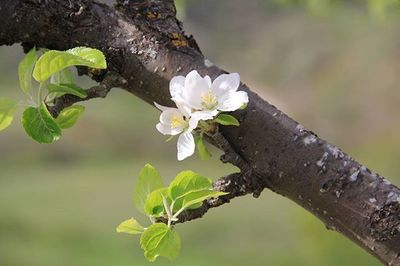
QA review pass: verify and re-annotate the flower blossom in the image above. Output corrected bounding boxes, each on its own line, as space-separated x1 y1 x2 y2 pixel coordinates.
155 102 213 161
170 70 248 116
155 70 248 161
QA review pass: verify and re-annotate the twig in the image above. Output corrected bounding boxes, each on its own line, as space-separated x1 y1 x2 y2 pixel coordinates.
168 129 268 224
205 130 267 197
48 72 127 117
158 172 255 224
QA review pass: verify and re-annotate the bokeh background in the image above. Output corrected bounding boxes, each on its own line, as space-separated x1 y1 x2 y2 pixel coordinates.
1 0 400 265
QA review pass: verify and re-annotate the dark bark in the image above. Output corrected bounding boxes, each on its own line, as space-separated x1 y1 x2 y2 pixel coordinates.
1 0 399 264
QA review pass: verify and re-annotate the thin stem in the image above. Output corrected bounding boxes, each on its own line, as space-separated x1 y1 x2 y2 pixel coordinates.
169 200 175 214
162 195 173 227
37 82 45 105
172 207 185 220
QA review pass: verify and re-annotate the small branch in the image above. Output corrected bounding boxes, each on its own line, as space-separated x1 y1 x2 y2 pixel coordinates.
165 130 269 224
206 130 267 197
48 72 127 117
157 172 255 224
208 130 251 172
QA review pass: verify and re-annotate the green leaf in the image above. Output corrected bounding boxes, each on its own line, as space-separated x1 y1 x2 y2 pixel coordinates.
60 68 75 84
0 98 17 131
214 114 240 126
33 47 107 82
50 68 75 85
47 83 87 99
18 47 37 95
168 171 212 200
116 218 145 235
140 223 180 262
55 105 85 129
195 136 212 160
134 164 164 214
182 190 228 210
144 188 169 217
168 171 212 212
22 102 62 143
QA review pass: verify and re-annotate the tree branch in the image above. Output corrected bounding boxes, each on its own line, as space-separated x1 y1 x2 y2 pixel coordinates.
205 131 268 197
172 172 257 223
1 0 399 264
48 72 127 117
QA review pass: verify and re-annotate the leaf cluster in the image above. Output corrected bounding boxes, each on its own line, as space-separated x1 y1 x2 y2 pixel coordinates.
116 164 228 262
0 47 106 143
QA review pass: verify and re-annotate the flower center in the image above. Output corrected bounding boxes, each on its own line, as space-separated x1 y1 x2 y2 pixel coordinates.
201 90 218 110
170 115 187 129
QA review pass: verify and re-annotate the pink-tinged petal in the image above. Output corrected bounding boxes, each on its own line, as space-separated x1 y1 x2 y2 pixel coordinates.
169 76 185 98
217 91 249 112
156 123 182 136
189 110 218 130
212 73 240 96
177 131 195 161
182 70 210 110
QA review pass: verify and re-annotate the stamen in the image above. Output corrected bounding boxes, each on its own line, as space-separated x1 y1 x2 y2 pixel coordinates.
201 90 218 110
171 115 186 128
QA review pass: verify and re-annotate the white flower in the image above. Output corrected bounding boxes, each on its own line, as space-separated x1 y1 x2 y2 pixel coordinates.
155 70 248 161
170 70 248 115
154 102 214 161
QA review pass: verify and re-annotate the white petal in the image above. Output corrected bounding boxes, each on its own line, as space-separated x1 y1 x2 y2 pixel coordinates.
217 91 249 112
189 110 218 130
155 102 191 122
176 102 192 118
177 131 195 161
159 109 182 124
192 110 218 120
156 123 182 136
169 76 185 98
205 75 212 88
212 73 240 96
182 70 210 110
154 102 173 111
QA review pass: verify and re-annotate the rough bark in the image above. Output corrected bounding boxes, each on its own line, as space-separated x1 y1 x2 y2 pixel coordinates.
1 0 399 264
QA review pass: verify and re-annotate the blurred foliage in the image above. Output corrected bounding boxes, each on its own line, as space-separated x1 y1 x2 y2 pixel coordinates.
177 0 400 19
2 0 400 265
273 0 340 16
273 0 400 18
366 0 400 19
175 0 193 19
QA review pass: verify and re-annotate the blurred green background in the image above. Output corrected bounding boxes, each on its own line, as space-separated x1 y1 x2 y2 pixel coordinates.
1 0 400 265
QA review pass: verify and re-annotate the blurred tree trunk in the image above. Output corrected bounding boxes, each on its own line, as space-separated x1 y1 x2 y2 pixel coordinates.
0 0 399 265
